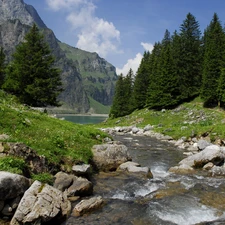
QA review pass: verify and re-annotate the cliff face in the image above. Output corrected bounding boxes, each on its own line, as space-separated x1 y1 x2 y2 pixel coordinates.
59 43 118 106
0 0 117 113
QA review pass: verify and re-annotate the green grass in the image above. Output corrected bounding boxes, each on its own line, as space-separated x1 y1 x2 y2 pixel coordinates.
98 97 225 143
88 96 110 114
0 156 26 174
0 91 109 175
31 173 54 185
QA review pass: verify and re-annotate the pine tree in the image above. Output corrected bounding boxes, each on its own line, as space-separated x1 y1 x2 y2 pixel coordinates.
145 42 163 109
178 13 202 100
160 30 180 107
217 68 225 106
3 24 63 106
109 69 134 118
201 13 225 106
123 68 135 114
109 74 125 118
145 30 180 109
0 47 6 88
133 51 151 109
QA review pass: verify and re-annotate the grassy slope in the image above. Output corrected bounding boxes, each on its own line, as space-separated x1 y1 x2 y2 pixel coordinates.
0 91 109 175
88 96 110 114
99 97 225 142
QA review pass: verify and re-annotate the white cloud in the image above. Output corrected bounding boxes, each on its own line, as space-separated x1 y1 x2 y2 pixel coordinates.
46 0 85 11
141 42 154 52
116 42 154 76
116 53 143 76
46 0 120 57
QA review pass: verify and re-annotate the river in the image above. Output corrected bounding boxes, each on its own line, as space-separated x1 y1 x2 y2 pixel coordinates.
64 134 225 225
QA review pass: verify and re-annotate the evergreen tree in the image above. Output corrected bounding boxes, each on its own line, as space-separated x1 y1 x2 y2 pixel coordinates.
145 42 163 108
170 30 182 101
178 13 202 100
145 30 180 109
109 69 134 118
109 74 125 118
3 24 63 106
0 47 6 88
160 30 180 107
133 51 151 109
201 13 225 106
217 68 225 106
124 68 135 114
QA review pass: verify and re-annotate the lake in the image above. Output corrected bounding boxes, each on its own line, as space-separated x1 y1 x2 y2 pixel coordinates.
56 114 108 124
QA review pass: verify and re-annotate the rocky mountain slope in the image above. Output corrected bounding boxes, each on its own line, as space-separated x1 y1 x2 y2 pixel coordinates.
0 0 117 113
59 43 117 107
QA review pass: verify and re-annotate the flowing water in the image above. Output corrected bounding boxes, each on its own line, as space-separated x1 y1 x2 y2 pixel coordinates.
64 134 225 225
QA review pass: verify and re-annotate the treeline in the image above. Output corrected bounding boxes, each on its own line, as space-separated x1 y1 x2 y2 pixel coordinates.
110 13 225 118
0 24 62 107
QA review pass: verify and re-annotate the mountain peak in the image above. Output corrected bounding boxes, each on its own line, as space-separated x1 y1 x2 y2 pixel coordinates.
0 0 33 26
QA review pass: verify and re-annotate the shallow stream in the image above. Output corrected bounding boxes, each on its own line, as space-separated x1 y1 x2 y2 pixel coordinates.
64 134 225 225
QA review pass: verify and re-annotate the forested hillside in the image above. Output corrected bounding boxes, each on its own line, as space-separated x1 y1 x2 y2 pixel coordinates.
110 13 225 118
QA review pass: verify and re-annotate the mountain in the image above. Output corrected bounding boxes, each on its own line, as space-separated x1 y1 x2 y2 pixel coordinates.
0 0 117 113
59 43 117 106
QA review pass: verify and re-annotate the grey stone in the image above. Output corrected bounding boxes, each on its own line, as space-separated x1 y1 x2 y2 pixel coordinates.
179 145 223 168
210 166 225 176
0 172 30 200
72 164 91 177
53 172 74 192
132 127 139 134
197 139 212 150
92 143 130 172
117 161 153 178
143 124 153 132
73 196 104 217
10 180 71 225
67 176 93 197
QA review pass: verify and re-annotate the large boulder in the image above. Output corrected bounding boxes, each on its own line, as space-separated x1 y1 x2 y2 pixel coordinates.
178 145 224 168
72 196 104 217
67 176 93 197
53 172 74 192
91 142 130 172
0 172 30 200
117 161 153 178
10 180 71 225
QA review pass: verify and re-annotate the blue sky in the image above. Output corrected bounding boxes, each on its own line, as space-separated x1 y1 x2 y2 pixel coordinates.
24 0 225 75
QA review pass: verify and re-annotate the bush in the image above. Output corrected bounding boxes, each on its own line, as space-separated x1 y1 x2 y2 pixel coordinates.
0 156 26 174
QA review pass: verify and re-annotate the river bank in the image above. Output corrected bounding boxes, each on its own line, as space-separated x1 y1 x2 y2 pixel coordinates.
64 131 225 225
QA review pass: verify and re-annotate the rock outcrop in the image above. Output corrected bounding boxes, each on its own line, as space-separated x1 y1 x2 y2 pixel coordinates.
10 180 71 225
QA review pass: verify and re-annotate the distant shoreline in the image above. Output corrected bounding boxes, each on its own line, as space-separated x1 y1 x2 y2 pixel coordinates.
56 113 109 117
